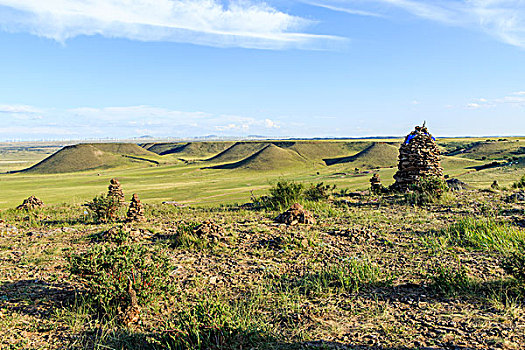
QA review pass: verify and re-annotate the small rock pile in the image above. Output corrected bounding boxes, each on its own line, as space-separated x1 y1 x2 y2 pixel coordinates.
369 173 384 194
108 178 125 204
491 180 500 190
275 203 316 226
16 196 44 210
126 194 145 222
193 220 225 242
392 125 444 192
446 178 468 191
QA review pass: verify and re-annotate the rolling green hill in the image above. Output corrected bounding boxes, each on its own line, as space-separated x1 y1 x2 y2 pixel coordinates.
324 142 399 168
143 141 236 159
208 144 306 171
22 143 165 174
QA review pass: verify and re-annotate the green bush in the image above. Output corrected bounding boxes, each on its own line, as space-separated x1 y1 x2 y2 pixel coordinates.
429 263 472 296
304 182 336 201
67 243 173 318
512 174 525 189
405 176 448 205
501 242 525 282
85 194 121 223
168 221 207 250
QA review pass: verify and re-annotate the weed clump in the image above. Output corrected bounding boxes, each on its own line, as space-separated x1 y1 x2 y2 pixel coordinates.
501 242 525 282
442 217 525 252
429 263 472 296
67 243 173 320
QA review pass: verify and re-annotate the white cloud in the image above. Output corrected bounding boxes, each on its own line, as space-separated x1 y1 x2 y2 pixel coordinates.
0 104 42 114
465 91 525 109
0 103 288 139
314 0 525 48
0 0 343 49
466 102 481 109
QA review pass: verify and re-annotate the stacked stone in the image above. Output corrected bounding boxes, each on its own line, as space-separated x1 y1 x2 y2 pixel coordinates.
17 196 44 210
275 203 316 226
126 194 145 222
369 174 383 194
108 178 125 204
392 125 443 192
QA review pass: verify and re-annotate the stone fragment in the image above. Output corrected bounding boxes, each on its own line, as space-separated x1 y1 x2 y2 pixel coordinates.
16 196 44 210
275 203 316 225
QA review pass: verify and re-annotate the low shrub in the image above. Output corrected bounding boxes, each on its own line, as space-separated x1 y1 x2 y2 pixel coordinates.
85 194 122 223
303 182 336 201
67 243 173 318
168 221 208 250
405 176 449 205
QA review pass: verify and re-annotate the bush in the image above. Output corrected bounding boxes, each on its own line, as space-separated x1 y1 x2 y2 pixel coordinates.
512 174 525 189
85 194 121 223
67 243 173 318
501 242 525 282
304 182 336 201
429 263 472 296
168 221 207 250
405 176 449 205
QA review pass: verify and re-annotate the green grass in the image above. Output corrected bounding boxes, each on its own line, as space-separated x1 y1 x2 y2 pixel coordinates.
441 217 525 253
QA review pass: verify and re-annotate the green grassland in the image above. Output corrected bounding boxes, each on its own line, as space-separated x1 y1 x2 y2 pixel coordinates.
0 138 524 210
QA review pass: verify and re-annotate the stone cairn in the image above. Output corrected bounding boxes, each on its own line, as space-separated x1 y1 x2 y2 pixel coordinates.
491 180 500 190
369 173 383 194
108 178 125 204
275 203 316 226
17 196 44 210
392 124 443 192
126 194 145 222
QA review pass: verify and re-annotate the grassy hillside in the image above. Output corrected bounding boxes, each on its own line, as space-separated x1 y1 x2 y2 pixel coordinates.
22 143 165 174
208 144 307 171
205 141 271 164
324 142 399 169
144 141 236 159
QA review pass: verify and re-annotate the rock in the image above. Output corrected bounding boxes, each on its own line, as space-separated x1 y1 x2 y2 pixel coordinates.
391 125 444 192
193 220 225 241
126 194 145 222
120 279 140 326
107 178 125 204
16 196 44 210
275 203 316 225
446 178 468 191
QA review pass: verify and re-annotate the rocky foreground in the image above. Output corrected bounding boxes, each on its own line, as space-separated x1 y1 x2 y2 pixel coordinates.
0 189 524 349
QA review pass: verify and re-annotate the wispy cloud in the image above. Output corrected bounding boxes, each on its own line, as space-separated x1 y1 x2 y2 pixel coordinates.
465 91 525 109
0 103 285 140
0 0 343 49
311 0 525 48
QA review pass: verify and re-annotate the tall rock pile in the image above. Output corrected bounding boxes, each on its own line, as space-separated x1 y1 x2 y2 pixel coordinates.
369 173 383 194
17 196 44 210
126 194 145 222
392 125 443 192
108 178 125 204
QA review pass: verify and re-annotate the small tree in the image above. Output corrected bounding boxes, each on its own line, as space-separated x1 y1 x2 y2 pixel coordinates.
85 194 121 223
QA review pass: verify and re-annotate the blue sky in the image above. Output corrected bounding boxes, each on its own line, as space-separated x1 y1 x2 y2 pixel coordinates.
0 0 524 140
